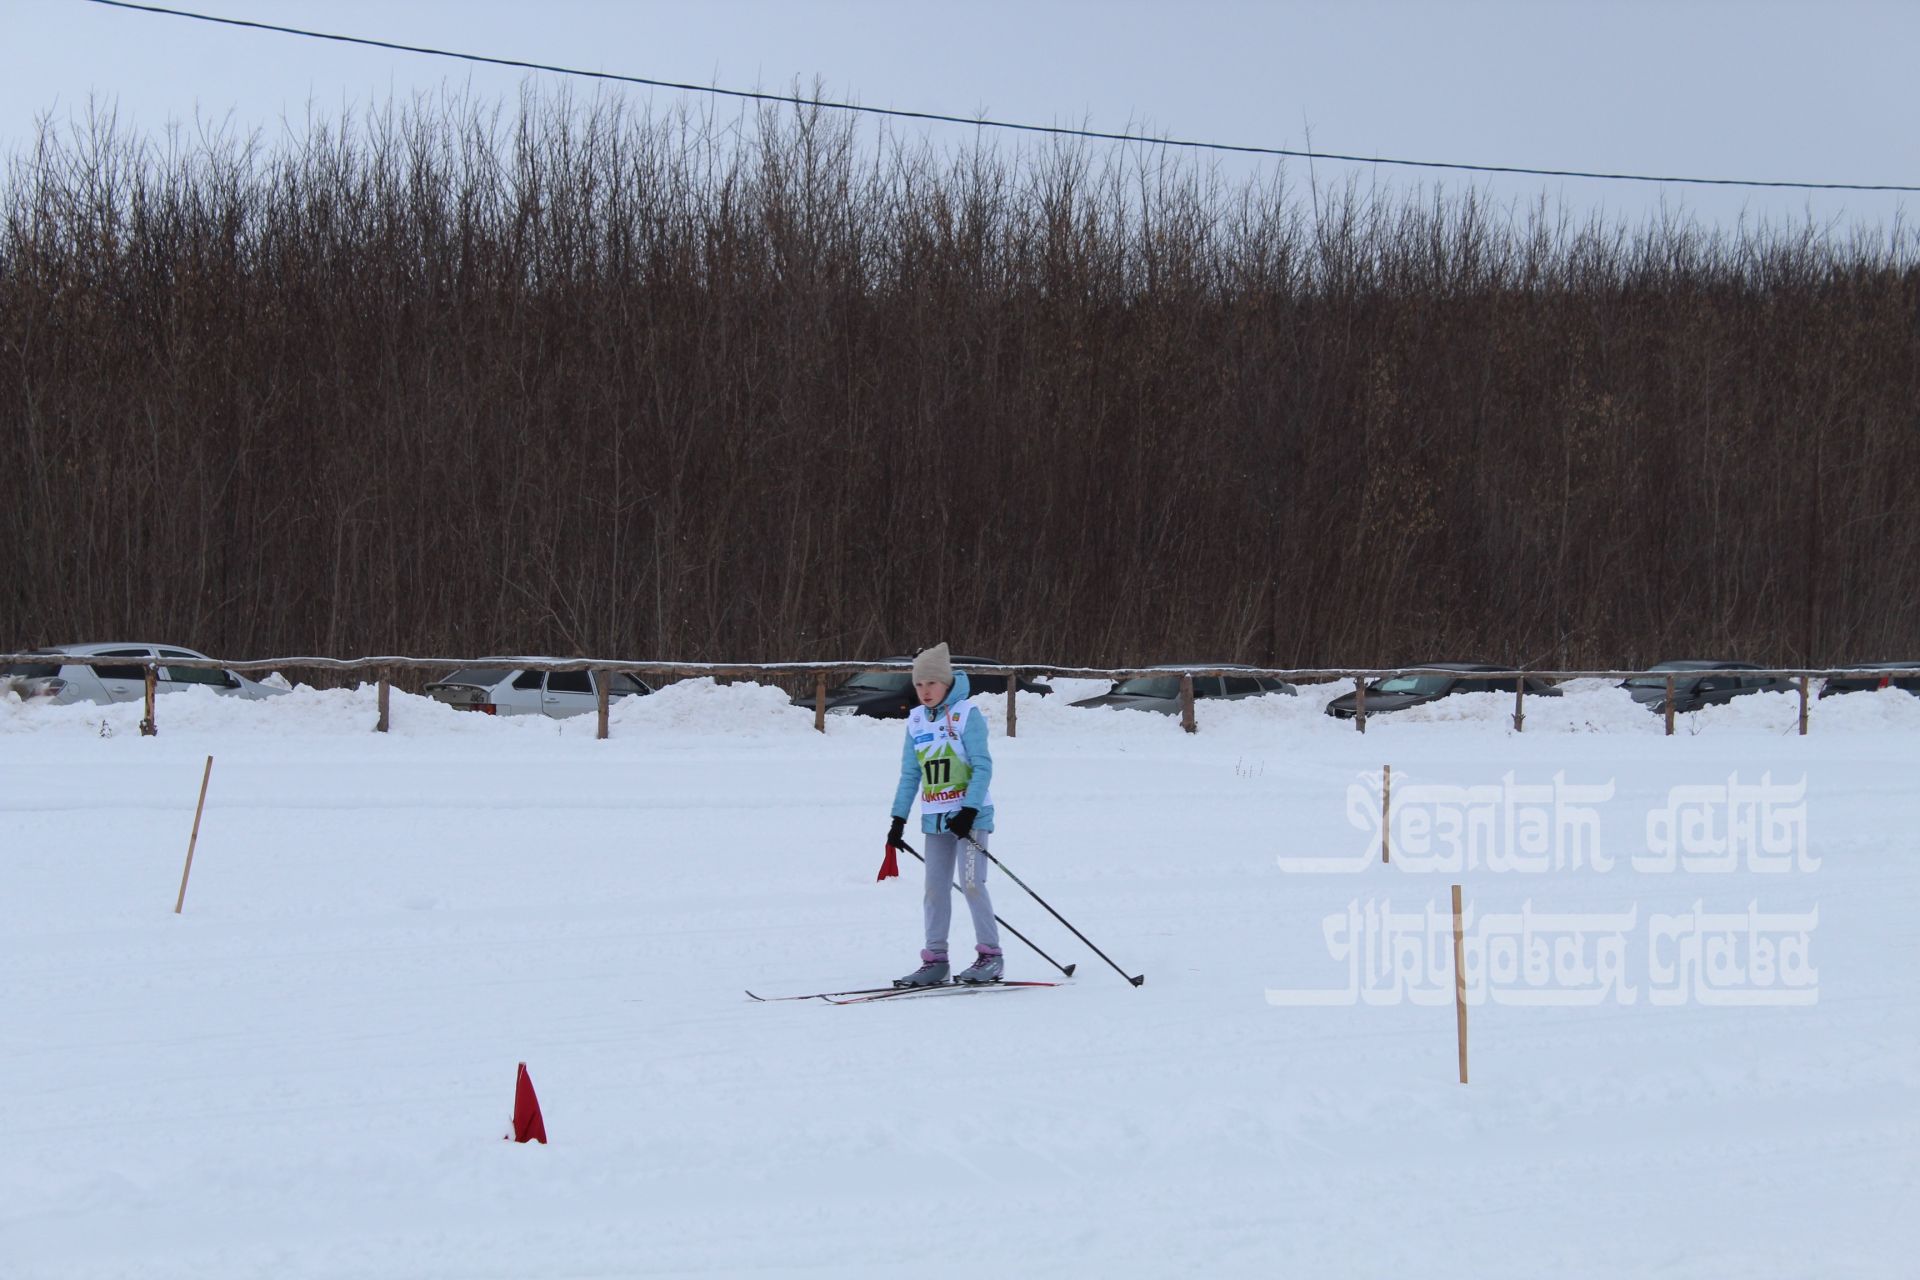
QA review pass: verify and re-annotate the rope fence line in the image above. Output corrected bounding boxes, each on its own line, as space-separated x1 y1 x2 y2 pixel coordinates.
2 653 1909 740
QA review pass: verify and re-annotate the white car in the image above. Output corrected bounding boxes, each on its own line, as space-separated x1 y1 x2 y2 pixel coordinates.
424 666 653 718
2 642 286 705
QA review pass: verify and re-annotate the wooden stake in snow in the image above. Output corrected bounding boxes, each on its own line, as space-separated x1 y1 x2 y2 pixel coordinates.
1381 764 1391 864
174 756 214 914
1452 882 1468 1084
140 665 158 737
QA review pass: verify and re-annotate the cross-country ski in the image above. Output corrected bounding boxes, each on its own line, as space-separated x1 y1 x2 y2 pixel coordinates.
819 980 1065 1004
748 980 1067 1005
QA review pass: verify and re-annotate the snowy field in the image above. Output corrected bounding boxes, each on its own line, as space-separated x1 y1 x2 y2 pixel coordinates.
4 677 1918 1278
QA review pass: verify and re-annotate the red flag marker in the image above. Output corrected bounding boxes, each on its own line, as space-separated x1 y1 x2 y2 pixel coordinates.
877 843 900 881
509 1062 547 1144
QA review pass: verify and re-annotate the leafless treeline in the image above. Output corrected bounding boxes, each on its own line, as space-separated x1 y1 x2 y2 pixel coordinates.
3 93 1916 670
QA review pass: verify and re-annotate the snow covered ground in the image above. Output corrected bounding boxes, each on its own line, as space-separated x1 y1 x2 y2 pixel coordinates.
4 678 1917 1278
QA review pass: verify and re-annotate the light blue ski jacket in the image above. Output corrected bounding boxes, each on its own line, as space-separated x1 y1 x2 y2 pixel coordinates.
890 670 996 835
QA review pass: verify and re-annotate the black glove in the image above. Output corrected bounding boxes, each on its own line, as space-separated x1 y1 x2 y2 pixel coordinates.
887 815 906 848
947 807 978 840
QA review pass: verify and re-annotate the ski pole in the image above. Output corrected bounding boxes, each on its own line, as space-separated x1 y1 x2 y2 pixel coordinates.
962 835 1144 987
894 838 1077 979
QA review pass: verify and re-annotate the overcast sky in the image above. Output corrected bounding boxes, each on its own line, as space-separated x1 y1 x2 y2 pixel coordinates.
8 0 1916 233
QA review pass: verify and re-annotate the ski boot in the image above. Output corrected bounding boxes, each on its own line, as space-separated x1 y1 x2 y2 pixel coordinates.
954 946 1004 985
894 951 950 988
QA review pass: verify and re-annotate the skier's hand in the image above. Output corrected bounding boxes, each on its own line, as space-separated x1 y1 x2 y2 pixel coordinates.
887 815 906 848
947 807 978 840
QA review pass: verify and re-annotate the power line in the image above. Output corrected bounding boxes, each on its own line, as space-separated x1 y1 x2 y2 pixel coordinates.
84 0 1920 194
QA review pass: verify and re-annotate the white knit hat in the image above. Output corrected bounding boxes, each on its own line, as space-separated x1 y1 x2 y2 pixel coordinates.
911 642 953 685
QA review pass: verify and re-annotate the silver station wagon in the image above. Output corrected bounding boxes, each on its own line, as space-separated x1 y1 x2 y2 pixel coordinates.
2 642 285 705
424 666 654 718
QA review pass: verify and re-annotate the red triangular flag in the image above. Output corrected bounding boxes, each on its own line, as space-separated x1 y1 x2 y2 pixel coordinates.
876 842 900 881
510 1062 547 1143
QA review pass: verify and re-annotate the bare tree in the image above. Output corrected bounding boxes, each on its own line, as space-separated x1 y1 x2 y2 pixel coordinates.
3 92 1915 673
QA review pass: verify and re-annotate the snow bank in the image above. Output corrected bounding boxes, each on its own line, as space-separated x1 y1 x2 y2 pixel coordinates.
2 663 1915 1278
8 671 1917 750
607 676 818 736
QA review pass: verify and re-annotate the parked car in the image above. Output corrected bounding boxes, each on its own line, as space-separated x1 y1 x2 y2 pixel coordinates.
424 667 654 718
1 642 285 706
1620 661 1792 714
1070 665 1296 714
1818 662 1920 699
1323 662 1561 719
798 656 1053 720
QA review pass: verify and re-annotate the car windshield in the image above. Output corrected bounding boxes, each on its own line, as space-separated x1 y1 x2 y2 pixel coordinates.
2 660 61 678
1369 675 1452 696
844 672 911 691
435 668 513 687
1113 676 1184 698
1625 671 1696 687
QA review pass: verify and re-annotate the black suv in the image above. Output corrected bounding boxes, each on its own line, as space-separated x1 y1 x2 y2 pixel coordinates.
797 656 1052 720
1621 661 1792 714
1323 663 1560 719
1818 662 1920 699
1070 665 1295 713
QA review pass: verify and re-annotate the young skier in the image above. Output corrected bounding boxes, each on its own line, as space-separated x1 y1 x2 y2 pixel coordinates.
886 642 1003 987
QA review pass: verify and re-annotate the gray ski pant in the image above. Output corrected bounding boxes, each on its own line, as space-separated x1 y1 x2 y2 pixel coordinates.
922 830 1001 954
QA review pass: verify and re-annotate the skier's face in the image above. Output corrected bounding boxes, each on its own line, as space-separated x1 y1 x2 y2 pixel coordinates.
914 678 949 708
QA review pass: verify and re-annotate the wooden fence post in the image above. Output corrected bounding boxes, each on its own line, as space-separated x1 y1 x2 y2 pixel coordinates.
1664 674 1676 736
1381 764 1391 864
1798 675 1809 736
140 664 158 736
1512 675 1526 733
1006 670 1018 738
174 756 214 914
1354 675 1367 734
1180 674 1197 734
814 672 827 734
1452 883 1469 1084
376 672 391 733
595 670 610 740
